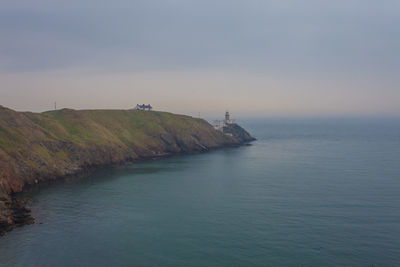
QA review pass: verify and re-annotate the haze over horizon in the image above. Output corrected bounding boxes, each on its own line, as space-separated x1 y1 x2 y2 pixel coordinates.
1 0 399 118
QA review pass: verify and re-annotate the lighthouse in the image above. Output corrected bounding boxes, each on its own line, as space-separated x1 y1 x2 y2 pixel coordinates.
213 111 235 131
225 111 230 123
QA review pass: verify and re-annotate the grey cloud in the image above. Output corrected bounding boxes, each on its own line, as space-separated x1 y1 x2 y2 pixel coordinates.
1 0 399 73
1 0 400 116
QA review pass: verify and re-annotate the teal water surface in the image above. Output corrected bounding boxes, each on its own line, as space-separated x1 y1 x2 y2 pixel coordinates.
1 118 400 266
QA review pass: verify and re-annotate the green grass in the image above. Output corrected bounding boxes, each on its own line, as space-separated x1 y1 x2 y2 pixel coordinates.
0 106 246 200
0 107 234 162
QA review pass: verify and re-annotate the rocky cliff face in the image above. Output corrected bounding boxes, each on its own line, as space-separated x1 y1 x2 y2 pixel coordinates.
223 123 256 143
0 106 254 235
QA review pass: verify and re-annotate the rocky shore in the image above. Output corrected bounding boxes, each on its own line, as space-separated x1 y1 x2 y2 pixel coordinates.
0 106 254 235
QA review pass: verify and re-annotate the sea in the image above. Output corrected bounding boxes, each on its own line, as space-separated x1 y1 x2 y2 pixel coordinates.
1 118 400 266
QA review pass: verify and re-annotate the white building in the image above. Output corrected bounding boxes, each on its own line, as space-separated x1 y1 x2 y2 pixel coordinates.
213 111 235 131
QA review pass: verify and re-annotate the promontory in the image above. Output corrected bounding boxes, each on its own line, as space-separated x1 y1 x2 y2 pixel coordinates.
0 106 254 235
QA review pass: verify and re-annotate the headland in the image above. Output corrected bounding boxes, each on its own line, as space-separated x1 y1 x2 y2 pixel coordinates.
0 106 254 235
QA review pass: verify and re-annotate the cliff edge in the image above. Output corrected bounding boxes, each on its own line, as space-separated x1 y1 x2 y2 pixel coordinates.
0 106 254 235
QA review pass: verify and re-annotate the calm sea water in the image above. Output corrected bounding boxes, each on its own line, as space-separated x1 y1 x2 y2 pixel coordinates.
1 118 400 266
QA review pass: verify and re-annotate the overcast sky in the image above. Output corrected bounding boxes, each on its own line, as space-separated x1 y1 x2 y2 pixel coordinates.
1 0 399 117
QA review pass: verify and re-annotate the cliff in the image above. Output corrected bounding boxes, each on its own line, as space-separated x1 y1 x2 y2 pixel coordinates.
223 123 255 141
0 106 254 235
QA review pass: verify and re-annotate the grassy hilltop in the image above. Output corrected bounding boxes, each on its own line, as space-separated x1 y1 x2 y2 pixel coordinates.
0 106 254 234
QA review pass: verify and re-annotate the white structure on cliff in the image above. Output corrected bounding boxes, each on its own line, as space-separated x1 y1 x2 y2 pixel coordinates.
213 111 235 131
135 104 153 111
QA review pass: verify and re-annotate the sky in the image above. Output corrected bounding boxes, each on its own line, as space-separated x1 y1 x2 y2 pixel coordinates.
1 0 399 118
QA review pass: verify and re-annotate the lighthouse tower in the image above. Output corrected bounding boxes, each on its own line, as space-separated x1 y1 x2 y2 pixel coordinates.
225 111 230 124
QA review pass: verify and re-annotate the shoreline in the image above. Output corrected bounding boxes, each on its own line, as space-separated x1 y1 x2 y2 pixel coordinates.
1 142 254 236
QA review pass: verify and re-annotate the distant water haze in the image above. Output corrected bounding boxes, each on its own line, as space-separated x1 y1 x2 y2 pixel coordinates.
2 70 399 118
1 0 400 117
